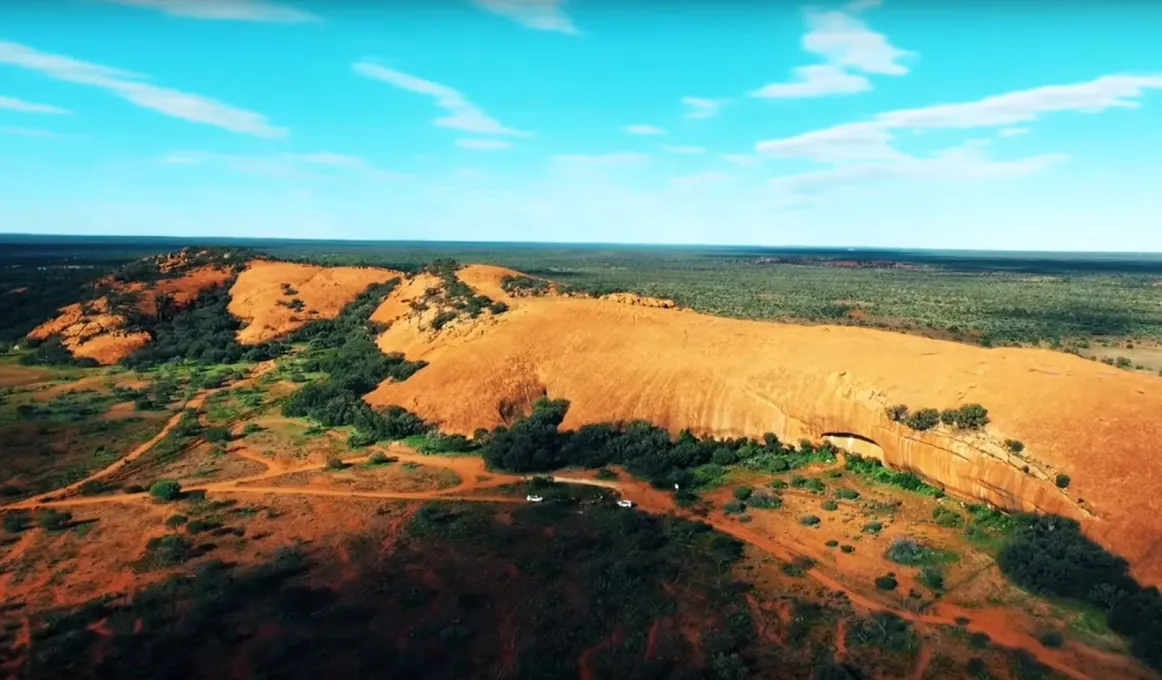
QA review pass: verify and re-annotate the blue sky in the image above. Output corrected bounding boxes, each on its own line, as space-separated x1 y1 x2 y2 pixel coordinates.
1 0 1161 250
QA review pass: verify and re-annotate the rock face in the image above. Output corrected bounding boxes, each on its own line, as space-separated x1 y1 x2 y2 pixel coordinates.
367 265 1162 585
227 261 403 344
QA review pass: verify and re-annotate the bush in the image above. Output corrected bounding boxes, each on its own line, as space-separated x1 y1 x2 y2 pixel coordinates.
325 458 346 471
723 500 746 515
747 492 782 510
368 451 390 465
596 467 619 480
950 403 990 430
203 427 232 443
886 404 909 422
1005 439 1025 454
886 537 936 566
38 509 72 531
800 515 821 526
149 479 182 502
875 575 898 590
732 486 753 501
904 408 941 431
79 480 113 496
3 511 28 533
840 545 855 554
1055 474 1071 489
835 488 860 500
1038 631 1064 649
165 514 188 529
863 521 884 534
822 500 838 511
919 566 945 590
825 540 839 547
932 506 963 528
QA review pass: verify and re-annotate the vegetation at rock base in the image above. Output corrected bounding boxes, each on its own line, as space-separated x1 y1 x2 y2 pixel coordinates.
997 513 1162 671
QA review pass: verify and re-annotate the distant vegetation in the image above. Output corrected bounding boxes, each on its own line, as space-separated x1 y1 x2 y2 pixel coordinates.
501 274 551 296
886 403 990 431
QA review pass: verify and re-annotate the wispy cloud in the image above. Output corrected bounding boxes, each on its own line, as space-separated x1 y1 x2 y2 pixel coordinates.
1 125 62 138
750 64 871 99
769 142 1066 198
354 62 530 137
720 153 758 167
999 127 1030 138
846 0 883 11
622 124 667 135
469 0 578 34
757 74 1162 163
0 41 286 138
874 74 1162 129
659 144 707 155
671 171 736 188
681 96 726 119
552 152 649 168
0 95 71 115
162 150 403 179
99 0 318 22
457 138 513 151
750 7 912 100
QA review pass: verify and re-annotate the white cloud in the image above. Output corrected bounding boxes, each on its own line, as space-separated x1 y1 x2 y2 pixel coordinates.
874 74 1162 129
1 125 61 138
757 122 900 162
846 0 883 12
750 64 872 99
999 127 1030 138
162 150 403 179
659 144 707 155
750 8 911 101
681 96 726 119
802 9 914 76
671 171 736 188
353 62 530 137
720 153 758 167
0 41 285 138
622 124 667 135
99 0 318 22
457 138 513 151
0 95 71 115
769 142 1066 198
552 152 649 168
469 0 578 34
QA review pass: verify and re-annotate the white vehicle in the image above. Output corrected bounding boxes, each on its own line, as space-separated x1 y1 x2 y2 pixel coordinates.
616 499 635 508
526 494 544 503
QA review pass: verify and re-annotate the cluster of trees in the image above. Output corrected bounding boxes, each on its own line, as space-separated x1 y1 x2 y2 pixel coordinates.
997 514 1162 671
501 275 551 296
19 337 99 368
423 259 508 318
844 453 944 496
886 403 990 431
123 286 288 368
482 398 799 489
282 280 429 444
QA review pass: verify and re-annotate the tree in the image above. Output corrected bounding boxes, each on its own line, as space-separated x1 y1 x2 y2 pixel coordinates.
886 404 909 422
3 511 27 533
38 509 72 530
732 486 753 501
904 408 940 431
1055 474 1071 489
149 479 183 502
1005 439 1025 454
952 404 990 430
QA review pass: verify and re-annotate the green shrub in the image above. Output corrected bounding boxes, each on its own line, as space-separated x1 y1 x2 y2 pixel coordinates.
932 506 963 528
822 500 839 511
886 404 909 422
904 408 941 431
825 539 839 548
1038 631 1064 649
596 467 619 480
875 575 898 590
149 479 182 502
3 511 28 533
723 500 746 515
325 458 347 471
165 514 188 529
840 545 855 554
835 488 860 500
800 515 821 526
950 404 990 430
368 451 390 465
38 509 72 531
1004 439 1025 454
863 521 884 534
79 480 113 496
203 427 231 443
732 486 753 501
919 566 945 590
747 492 782 510
770 480 788 490
1055 474 1071 489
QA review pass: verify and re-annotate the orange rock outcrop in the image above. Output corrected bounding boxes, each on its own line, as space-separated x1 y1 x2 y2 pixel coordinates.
367 265 1162 584
227 261 402 344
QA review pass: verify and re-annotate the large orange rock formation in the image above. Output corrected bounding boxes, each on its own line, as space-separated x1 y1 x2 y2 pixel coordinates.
27 265 233 365
227 261 402 344
367 265 1162 584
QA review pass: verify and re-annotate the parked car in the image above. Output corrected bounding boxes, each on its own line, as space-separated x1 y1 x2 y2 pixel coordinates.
616 499 634 508
526 494 544 503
